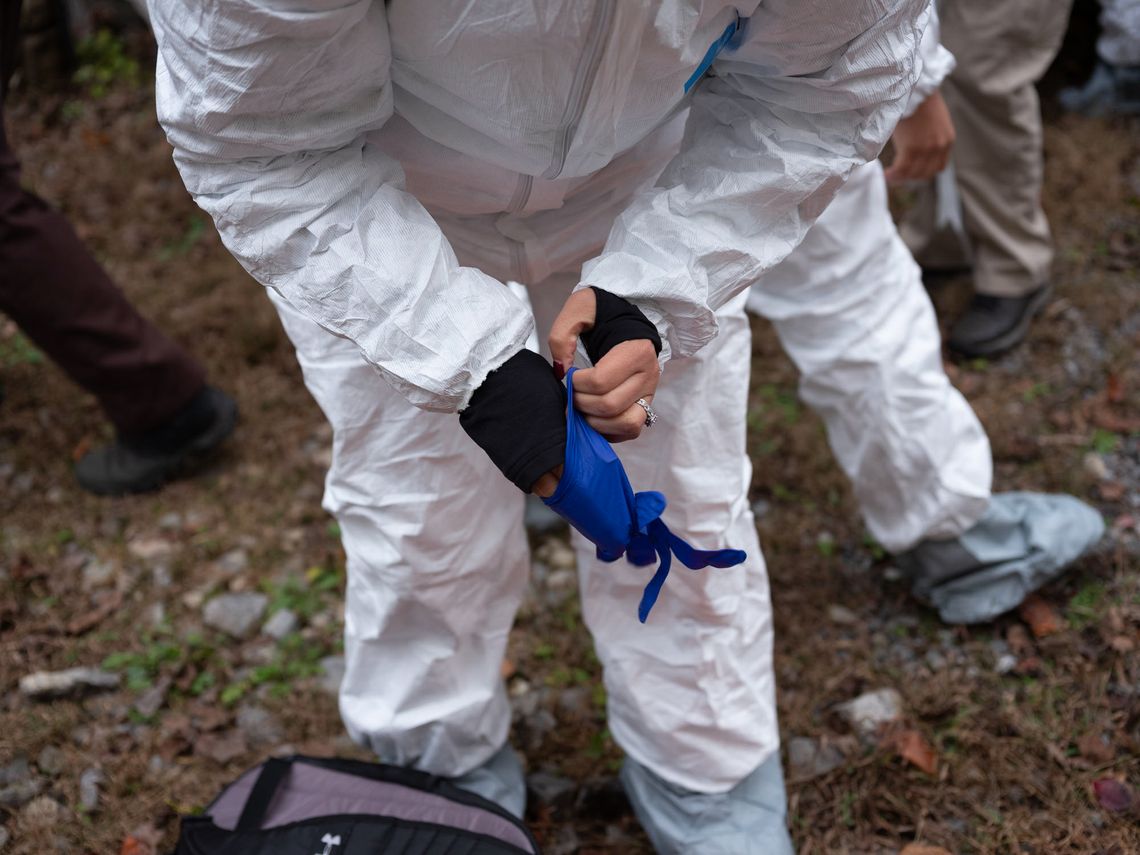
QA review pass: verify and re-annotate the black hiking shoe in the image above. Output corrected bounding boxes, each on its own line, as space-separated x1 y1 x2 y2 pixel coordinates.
948 285 1051 359
75 386 238 495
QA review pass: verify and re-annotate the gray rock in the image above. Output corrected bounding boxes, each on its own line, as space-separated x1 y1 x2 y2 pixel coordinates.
557 687 591 715
134 680 169 718
527 770 577 811
827 604 859 626
0 756 30 787
216 548 250 576
0 824 9 849
127 537 175 563
262 608 298 640
786 737 846 781
836 688 903 740
151 563 173 588
1083 452 1110 481
19 668 120 701
750 498 771 519
318 655 346 695
81 558 116 589
548 826 581 855
203 592 269 639
995 653 1018 675
0 779 41 809
158 512 183 531
78 768 103 812
924 649 948 671
237 705 284 748
35 746 64 777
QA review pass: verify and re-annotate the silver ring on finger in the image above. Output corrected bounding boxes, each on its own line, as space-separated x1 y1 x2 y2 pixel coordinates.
635 398 658 428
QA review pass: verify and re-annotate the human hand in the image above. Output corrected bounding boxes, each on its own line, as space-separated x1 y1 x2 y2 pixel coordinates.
884 90 955 184
548 288 660 443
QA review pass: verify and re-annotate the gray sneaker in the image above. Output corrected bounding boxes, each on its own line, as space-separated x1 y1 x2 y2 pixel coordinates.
1059 62 1140 118
897 492 1105 625
948 285 1051 358
75 386 237 495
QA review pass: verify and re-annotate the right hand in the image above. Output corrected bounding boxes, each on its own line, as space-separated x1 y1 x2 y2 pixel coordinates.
548 289 660 443
884 90 955 184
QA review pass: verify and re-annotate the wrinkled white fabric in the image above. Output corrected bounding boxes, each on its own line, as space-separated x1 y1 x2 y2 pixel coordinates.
272 280 774 794
1100 0 1140 66
747 160 992 552
151 0 930 411
903 4 955 116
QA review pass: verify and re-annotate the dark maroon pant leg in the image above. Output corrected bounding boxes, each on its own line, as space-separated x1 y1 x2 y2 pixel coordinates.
0 0 205 436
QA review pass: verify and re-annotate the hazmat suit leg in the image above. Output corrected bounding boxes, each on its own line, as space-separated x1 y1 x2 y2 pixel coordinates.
267 291 529 813
748 160 993 554
530 279 786 836
748 160 1105 623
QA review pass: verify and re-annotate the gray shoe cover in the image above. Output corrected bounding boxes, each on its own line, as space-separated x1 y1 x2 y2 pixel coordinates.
621 752 795 855
897 492 1105 624
451 744 527 819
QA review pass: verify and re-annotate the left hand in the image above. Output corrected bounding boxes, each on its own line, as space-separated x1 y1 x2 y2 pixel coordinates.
548 289 660 443
884 90 955 184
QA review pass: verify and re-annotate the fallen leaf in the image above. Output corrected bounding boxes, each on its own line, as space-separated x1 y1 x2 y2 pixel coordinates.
1092 778 1133 812
71 435 94 463
900 845 953 855
1015 656 1044 677
1106 373 1125 405
120 823 162 855
500 659 516 680
1018 595 1063 639
1078 732 1115 765
896 729 938 775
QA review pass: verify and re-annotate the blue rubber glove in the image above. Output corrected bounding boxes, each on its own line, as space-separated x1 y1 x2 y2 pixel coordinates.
543 368 747 622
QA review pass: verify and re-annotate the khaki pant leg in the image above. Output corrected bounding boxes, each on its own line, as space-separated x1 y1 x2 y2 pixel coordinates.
902 0 1073 297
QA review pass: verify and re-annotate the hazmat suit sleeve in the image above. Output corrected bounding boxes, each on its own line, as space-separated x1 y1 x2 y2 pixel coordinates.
579 0 933 362
902 5 956 118
148 0 533 413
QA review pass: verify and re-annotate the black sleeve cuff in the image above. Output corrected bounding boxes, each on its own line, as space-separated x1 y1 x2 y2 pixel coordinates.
579 287 663 365
460 349 567 493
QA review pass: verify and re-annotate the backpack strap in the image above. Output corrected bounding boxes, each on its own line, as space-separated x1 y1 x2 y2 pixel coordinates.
235 757 292 831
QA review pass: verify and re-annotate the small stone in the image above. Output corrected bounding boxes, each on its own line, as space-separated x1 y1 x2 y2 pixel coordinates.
924 649 947 671
196 730 248 765
81 558 116 589
19 668 120 701
158 512 183 531
0 825 9 848
145 602 166 629
995 653 1018 675
883 565 903 582
1083 452 1111 481
526 770 577 811
262 608 298 640
836 688 903 740
543 540 577 571
36 746 64 777
0 779 42 809
546 568 577 591
128 537 175 562
786 737 846 781
557 687 591 715
237 705 284 748
318 655 346 695
78 767 103 812
202 592 269 639
151 563 173 588
216 548 249 575
19 795 66 828
827 605 859 625
548 826 581 855
0 756 30 787
751 498 771 519
509 677 532 698
134 681 169 718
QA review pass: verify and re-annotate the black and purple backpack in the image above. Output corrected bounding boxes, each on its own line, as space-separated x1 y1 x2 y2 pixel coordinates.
174 755 541 854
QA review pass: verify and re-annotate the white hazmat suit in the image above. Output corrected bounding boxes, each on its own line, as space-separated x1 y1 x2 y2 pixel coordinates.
151 0 936 847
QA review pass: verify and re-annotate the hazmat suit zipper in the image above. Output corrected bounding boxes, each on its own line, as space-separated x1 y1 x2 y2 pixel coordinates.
543 0 613 180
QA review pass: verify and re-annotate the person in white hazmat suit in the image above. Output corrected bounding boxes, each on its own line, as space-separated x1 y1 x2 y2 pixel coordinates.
746 19 1105 630
148 1 1101 850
